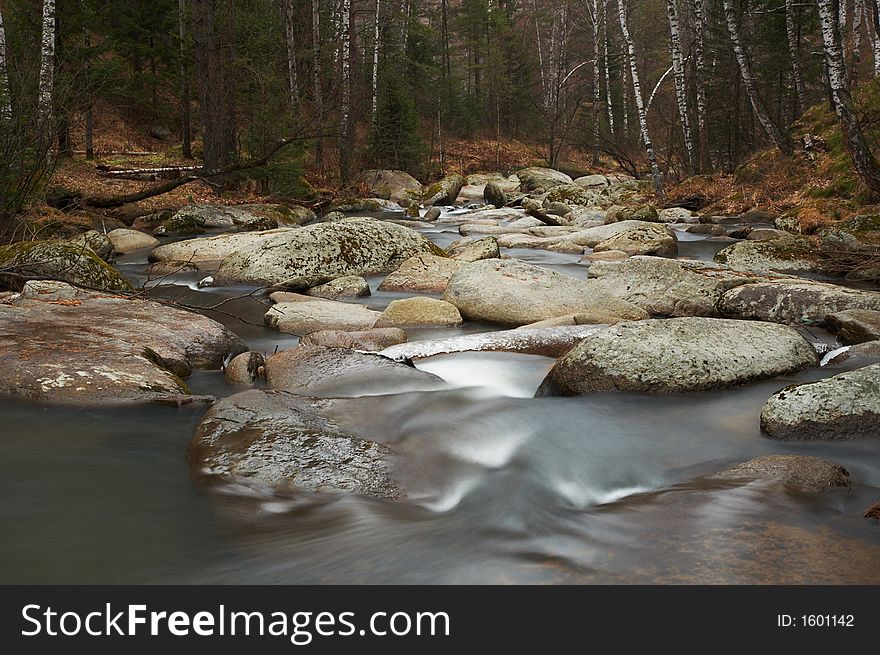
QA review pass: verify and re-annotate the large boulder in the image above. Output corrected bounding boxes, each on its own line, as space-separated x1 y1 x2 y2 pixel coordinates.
573 174 609 190
713 235 816 273
375 297 463 327
827 309 880 344
189 390 402 499
264 345 444 395
148 228 297 270
515 167 572 192
0 240 131 291
588 256 769 317
68 230 115 261
422 174 466 206
535 317 817 396
442 259 648 327
163 204 301 232
760 363 880 440
544 184 597 207
107 228 160 254
445 236 500 262
818 214 880 250
0 282 246 403
215 218 443 285
718 280 880 324
657 207 699 224
484 181 507 208
265 298 380 335
568 220 668 248
604 204 659 223
715 455 852 493
378 253 460 293
592 222 678 257
358 169 422 202
301 328 407 352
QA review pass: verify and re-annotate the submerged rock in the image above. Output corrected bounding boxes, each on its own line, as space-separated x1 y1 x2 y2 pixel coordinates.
536 317 817 396
107 228 160 254
216 218 441 285
826 309 880 344
718 280 880 324
375 297 463 327
378 253 460 293
190 390 401 499
715 455 851 493
301 328 407 352
264 345 444 396
0 283 245 403
443 259 648 327
760 363 880 440
265 298 380 335
224 351 266 384
0 240 131 291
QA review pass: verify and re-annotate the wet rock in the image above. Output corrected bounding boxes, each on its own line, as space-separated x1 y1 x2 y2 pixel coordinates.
422 174 466 206
306 275 371 300
264 345 444 395
357 169 422 202
378 253 460 293
718 280 880 324
827 309 880 344
536 317 817 396
375 297 463 327
380 325 605 361
423 206 442 222
714 235 816 273
446 236 500 262
190 389 401 499
216 218 442 285
443 259 648 327
484 181 507 207
149 228 297 270
0 283 246 403
0 240 132 291
760 363 880 440
328 197 400 212
224 351 266 384
716 455 851 493
593 222 678 257
588 256 770 317
686 224 728 236
106 228 160 254
515 167 572 192
301 328 407 352
605 204 659 223
265 299 380 335
865 502 880 520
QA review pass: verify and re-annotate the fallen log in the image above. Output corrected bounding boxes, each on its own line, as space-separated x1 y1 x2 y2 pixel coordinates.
95 165 203 181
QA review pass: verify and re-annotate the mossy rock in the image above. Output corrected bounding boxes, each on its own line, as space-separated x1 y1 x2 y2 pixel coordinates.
733 162 762 184
714 235 817 273
154 211 206 236
819 214 880 249
0 240 132 291
606 204 659 223
544 184 596 207
774 209 802 234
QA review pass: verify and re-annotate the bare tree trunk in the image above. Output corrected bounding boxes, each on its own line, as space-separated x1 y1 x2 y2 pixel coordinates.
722 0 792 154
854 0 864 79
872 0 880 76
82 15 94 159
38 0 56 125
617 0 664 198
603 2 615 136
338 0 352 179
534 2 546 104
665 0 695 175
371 0 380 119
818 0 880 197
280 0 300 114
179 0 192 158
0 5 10 122
441 0 450 78
785 0 808 113
312 0 323 110
694 0 708 169
591 0 602 166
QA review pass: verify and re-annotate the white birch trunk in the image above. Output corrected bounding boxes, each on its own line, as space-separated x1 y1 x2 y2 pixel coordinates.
603 1 614 136
535 3 546 103
591 0 602 166
340 0 351 144
372 0 380 119
280 0 300 112
0 5 11 122
722 0 791 153
873 0 880 76
665 0 695 174
694 0 708 168
840 0 849 57
855 0 864 71
38 0 56 124
616 0 664 198
785 0 808 112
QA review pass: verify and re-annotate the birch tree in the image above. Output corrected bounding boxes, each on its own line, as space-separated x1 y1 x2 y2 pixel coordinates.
590 0 602 165
339 0 352 178
785 0 808 112
722 0 792 154
872 0 880 76
693 0 708 166
312 0 322 113
617 0 664 198
179 0 192 158
279 0 300 114
665 0 695 174
817 0 880 196
0 4 10 122
38 0 56 125
372 0 381 119
603 3 615 136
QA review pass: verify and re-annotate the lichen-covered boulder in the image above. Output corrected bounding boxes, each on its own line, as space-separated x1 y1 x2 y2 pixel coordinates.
215 218 443 285
818 214 880 250
265 299 380 335
718 280 880 324
445 236 500 262
0 240 131 291
714 235 817 273
592 222 678 258
357 169 423 202
148 228 298 270
68 230 115 261
375 297 463 327
515 167 572 192
306 275 371 300
153 210 206 236
536 317 817 396
760 363 880 440
605 204 659 223
107 228 160 254
657 207 698 224
544 184 597 207
328 197 401 212
422 174 466 206
378 253 460 293
573 174 609 190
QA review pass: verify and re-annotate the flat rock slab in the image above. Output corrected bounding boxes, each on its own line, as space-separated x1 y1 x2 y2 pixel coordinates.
148 228 298 270
536 317 817 396
264 345 445 396
714 236 816 274
718 280 880 324
0 282 246 404
375 297 463 327
190 390 401 499
265 299 380 335
761 363 880 440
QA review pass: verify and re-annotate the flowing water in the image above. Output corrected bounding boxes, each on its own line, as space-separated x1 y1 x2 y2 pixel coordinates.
2 209 879 584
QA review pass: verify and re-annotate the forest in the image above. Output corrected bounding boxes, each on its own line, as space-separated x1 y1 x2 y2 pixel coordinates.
0 0 879 587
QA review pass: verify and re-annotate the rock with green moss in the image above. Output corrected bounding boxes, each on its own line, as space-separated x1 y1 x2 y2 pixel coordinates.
216 218 444 286
422 174 466 206
357 169 423 203
0 240 131 291
484 181 507 207
0 282 245 404
154 210 206 236
605 204 659 223
544 183 599 207
714 235 816 273
67 230 115 261
818 214 880 250
235 203 315 226
328 197 401 212
774 210 802 234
